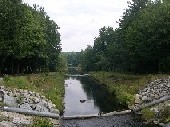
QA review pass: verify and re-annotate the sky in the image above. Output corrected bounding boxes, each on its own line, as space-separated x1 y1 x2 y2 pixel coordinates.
23 0 130 52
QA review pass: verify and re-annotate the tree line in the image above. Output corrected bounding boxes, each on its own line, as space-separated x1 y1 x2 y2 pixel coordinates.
62 52 81 67
80 0 170 73
0 0 61 75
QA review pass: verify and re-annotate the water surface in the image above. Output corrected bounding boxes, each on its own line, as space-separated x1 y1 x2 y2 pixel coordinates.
63 75 127 116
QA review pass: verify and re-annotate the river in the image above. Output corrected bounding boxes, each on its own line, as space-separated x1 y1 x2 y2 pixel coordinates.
63 75 127 117
60 69 159 127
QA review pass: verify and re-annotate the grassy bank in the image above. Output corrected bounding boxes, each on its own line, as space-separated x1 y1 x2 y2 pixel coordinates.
90 71 168 106
3 72 65 112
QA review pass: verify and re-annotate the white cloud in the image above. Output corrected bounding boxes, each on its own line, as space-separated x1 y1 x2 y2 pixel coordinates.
23 0 130 52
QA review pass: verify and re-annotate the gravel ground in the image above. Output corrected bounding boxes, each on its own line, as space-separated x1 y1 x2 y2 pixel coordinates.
0 111 32 127
60 114 146 127
0 111 60 127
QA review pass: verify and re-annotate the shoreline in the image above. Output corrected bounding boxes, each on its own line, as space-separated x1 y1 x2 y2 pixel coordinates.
88 72 170 126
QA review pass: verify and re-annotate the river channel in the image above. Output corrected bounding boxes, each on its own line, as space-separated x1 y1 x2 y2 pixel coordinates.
61 69 158 127
61 69 162 127
63 75 127 117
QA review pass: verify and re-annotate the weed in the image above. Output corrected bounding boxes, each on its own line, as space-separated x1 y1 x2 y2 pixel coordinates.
141 108 156 122
29 117 53 127
3 75 11 82
160 105 170 123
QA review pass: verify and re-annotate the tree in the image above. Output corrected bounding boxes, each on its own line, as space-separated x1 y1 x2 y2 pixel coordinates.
0 0 61 75
81 0 170 73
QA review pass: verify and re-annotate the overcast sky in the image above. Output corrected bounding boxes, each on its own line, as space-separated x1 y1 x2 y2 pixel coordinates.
23 0 130 52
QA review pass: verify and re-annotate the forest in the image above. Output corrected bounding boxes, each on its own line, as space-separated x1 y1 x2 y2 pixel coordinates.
0 0 61 75
1 0 170 75
62 52 81 67
80 0 170 74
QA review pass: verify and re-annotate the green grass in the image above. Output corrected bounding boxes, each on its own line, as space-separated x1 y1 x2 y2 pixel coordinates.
0 113 12 122
141 108 156 122
159 103 170 123
141 104 170 123
3 72 65 112
90 71 170 123
29 117 53 127
90 71 168 106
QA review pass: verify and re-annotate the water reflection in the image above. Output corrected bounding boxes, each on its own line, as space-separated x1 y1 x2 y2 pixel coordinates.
78 76 128 113
64 75 127 116
64 76 99 116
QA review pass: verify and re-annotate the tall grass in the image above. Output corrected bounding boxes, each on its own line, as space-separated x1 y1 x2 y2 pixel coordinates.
3 72 65 111
29 117 53 127
90 71 168 106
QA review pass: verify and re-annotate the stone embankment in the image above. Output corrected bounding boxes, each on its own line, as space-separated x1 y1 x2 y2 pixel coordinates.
0 86 59 114
134 77 170 126
0 83 60 126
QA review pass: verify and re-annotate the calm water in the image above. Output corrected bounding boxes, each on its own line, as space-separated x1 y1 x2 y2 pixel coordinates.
63 74 127 116
61 69 161 127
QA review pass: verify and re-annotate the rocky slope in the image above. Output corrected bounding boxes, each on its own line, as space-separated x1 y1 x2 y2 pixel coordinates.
134 77 170 126
0 83 60 127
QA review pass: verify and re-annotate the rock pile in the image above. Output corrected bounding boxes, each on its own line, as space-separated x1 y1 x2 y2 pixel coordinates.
0 111 32 127
134 77 170 126
135 77 170 105
0 86 59 114
0 85 60 126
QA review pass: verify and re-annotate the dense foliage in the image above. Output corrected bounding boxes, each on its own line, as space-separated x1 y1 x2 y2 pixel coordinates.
62 52 81 67
81 0 170 73
0 0 61 75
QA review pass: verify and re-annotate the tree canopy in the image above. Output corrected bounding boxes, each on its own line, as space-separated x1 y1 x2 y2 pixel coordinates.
81 0 170 73
0 0 61 75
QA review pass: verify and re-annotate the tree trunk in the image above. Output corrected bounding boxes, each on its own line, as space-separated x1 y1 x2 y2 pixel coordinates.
158 59 161 73
17 61 20 74
11 58 14 75
0 67 1 77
